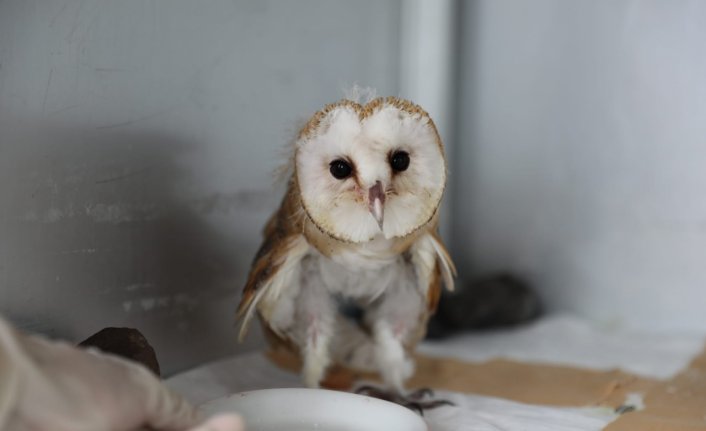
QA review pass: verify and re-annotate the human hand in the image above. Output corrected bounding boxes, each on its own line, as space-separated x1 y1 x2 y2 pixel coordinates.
0 318 243 431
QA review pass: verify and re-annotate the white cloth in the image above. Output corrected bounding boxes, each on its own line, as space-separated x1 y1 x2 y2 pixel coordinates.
418 314 706 379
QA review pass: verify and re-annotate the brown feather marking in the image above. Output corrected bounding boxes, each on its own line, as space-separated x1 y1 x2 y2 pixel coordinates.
236 179 305 320
298 99 361 141
426 260 443 314
297 97 445 154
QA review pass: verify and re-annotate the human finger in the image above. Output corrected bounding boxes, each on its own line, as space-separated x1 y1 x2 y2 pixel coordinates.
188 414 244 431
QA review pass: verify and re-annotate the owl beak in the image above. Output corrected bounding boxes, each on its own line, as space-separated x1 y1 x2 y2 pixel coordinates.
368 181 385 230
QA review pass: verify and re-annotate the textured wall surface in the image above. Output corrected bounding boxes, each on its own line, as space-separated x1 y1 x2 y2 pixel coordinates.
453 0 706 331
3 0 706 375
0 0 400 375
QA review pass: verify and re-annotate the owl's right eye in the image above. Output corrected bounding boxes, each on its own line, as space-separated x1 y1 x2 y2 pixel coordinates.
329 159 353 180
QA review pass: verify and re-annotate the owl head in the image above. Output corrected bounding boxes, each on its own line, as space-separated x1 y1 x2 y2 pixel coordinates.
295 97 447 243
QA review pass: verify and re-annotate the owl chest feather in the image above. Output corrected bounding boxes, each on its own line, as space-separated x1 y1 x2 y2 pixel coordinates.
314 237 410 300
300 219 423 298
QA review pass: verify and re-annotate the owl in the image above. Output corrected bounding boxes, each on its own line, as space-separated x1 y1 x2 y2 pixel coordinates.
237 96 455 400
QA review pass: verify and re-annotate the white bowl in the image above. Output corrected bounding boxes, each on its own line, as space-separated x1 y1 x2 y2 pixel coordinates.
200 388 428 431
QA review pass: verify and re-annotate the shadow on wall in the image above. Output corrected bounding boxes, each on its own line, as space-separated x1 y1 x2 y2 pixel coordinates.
0 118 265 375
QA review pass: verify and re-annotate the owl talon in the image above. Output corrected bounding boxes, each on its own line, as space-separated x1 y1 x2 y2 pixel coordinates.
354 385 454 416
407 387 434 401
418 398 456 409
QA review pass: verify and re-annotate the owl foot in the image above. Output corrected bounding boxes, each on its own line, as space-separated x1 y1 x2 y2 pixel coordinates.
354 385 455 416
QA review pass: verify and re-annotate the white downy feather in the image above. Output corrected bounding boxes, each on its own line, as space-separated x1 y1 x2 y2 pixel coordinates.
430 233 456 291
413 233 457 294
238 236 310 341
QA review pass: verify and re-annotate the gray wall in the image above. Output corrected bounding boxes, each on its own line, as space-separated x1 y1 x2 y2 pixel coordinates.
3 0 706 375
0 0 400 375
453 0 706 331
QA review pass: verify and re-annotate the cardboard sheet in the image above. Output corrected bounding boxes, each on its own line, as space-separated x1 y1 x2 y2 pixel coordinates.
605 346 706 431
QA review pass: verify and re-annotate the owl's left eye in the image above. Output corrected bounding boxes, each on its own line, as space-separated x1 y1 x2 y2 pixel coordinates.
329 159 353 180
389 150 410 172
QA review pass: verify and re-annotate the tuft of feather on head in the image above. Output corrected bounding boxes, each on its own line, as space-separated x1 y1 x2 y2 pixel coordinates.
343 84 378 105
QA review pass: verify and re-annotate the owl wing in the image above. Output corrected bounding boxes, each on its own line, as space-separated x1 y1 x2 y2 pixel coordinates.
411 229 457 314
236 184 310 341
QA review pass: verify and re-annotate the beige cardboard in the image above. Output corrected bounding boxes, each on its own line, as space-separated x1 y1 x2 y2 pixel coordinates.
604 346 706 431
266 344 706 430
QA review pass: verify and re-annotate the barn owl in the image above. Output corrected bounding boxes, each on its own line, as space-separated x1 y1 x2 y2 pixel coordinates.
237 96 456 404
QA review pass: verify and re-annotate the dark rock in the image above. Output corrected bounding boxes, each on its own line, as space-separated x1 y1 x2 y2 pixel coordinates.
79 327 161 376
426 273 542 340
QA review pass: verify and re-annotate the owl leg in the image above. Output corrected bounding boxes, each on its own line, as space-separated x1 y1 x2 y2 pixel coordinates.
371 319 414 393
295 272 335 388
301 313 333 388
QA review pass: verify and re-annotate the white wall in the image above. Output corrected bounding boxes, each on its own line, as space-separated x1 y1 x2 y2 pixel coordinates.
453 0 706 331
0 0 401 374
